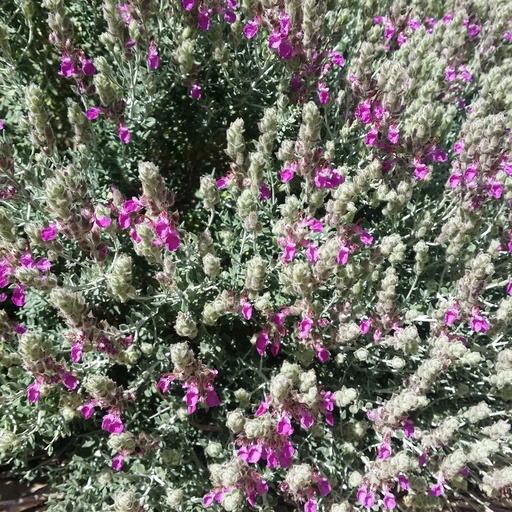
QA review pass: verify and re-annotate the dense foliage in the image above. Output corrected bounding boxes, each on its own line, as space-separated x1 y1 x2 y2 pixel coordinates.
1 0 512 511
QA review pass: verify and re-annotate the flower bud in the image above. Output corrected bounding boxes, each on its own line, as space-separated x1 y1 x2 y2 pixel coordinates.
226 409 246 433
84 374 118 400
270 373 293 402
285 464 312 495
113 490 141 512
234 388 251 408
222 489 243 511
166 488 184 508
161 449 181 465
226 118 245 167
108 254 135 303
203 253 221 278
170 341 194 369
245 256 267 292
199 175 220 210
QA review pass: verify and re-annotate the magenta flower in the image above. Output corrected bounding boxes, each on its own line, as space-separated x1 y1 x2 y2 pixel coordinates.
198 7 211 30
355 101 372 124
470 311 489 333
397 31 407 46
414 163 429 180
443 12 454 24
216 176 230 189
241 299 253 320
277 416 294 436
445 66 457 81
255 331 269 356
378 442 392 460
403 419 414 437
205 389 220 407
388 124 399 144
384 23 395 39
283 242 296 262
191 83 202 99
409 19 420 30
490 182 503 199
430 482 444 497
304 498 317 512
318 83 329 105
80 56 96 76
298 316 313 339
80 402 96 419
71 343 83 363
300 411 314 429
383 492 396 510
280 167 295 182
507 281 512 295
332 52 344 66
0 119 3 130
449 173 462 188
454 139 464 153
337 246 349 265
445 307 458 325
59 53 79 77
102 412 124 434
118 123 130 144
86 107 100 120
112 454 124 471
148 41 160 69
41 224 57 241
366 125 378 146
306 244 318 263
224 9 236 23
27 382 41 403
244 20 259 39
397 474 410 490
360 319 371 334
260 183 271 200
182 0 194 10
459 66 472 83
12 286 26 307
418 450 428 466
315 344 329 363
62 372 78 390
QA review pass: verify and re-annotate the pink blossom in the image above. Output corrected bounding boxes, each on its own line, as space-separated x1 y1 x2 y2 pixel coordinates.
224 10 236 24
317 478 331 496
315 344 329 363
465 163 477 182
300 411 314 429
198 8 211 30
445 66 457 81
95 216 111 228
304 498 317 512
364 492 375 508
397 31 407 46
185 388 199 413
383 492 396 510
62 372 78 390
148 42 160 69
409 19 420 30
80 402 95 419
332 52 344 66
244 20 259 39
373 102 386 120
80 56 96 76
403 419 415 437
366 125 378 146
443 12 454 24
165 232 180 251
205 390 220 407
41 224 57 241
12 286 26 307
241 300 252 320
306 244 318 263
0 120 3 130
337 246 349 265
283 242 296 262
360 319 371 334
260 183 271 200
378 442 392 460
418 450 428 466
459 66 472 83
255 399 269 416
299 316 313 339
384 23 395 39
507 281 512 295
255 331 269 356
355 101 372 124
277 38 293 59
59 53 79 77
277 416 294 436
490 182 503 199
397 474 410 490
112 454 124 471
454 139 464 153
119 4 133 24
182 0 194 10
191 83 202 99
318 83 329 105
280 167 295 182
430 482 444 496
309 219 323 232
414 163 429 180
27 382 41 403
470 311 489 333
71 343 83 363
102 412 124 434
388 124 399 144
445 307 458 325
449 173 462 188
118 123 130 144
216 176 230 189
467 23 481 38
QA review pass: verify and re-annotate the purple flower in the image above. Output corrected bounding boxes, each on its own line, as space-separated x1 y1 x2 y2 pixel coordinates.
470 311 489 333
62 372 78 390
332 52 344 66
27 382 41 403
182 0 194 10
459 66 472 83
507 281 512 295
198 8 211 30
397 474 410 490
244 20 259 39
388 124 399 144
454 139 464 153
306 244 318 263
418 450 428 466
384 23 395 39
216 176 230 189
165 232 180 252
397 31 407 46
12 286 26 307
0 119 3 130
259 182 270 200
383 492 396 510
304 498 317 512
445 66 457 81
490 182 503 199
445 307 458 325
59 53 79 77
355 101 372 124
299 316 313 339
80 402 95 419
300 411 314 429
318 84 329 105
337 246 349 265
80 56 96 76
430 482 444 497
224 9 236 24
112 454 124 471
118 123 130 144
86 107 100 120
205 390 220 407
409 19 420 30
414 163 429 180
315 344 329 363
280 167 295 182
71 343 83 363
449 173 461 188
277 416 294 436
443 12 453 24
277 38 293 59
378 442 392 460
283 242 296 262
255 331 269 356
317 477 331 496
241 300 252 320
467 23 481 38
41 224 57 241
465 163 478 182
191 83 202 99
403 419 415 438
148 42 160 69
366 125 378 146
102 412 124 434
